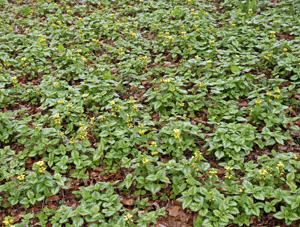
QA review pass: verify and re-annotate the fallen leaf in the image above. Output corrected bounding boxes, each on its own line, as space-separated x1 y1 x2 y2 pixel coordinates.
121 198 133 206
168 206 181 217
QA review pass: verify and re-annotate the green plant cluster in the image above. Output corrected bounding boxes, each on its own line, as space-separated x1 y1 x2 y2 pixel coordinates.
1 0 300 226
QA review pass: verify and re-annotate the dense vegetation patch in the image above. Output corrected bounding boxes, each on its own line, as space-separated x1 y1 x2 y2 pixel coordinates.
1 0 300 226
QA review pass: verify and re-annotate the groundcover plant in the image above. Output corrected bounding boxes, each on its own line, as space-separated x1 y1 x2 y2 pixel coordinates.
1 0 300 226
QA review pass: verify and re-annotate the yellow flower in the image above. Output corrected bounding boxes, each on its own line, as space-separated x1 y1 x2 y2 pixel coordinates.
142 158 148 166
139 129 145 135
37 160 45 167
83 93 89 98
124 213 133 222
53 113 60 119
274 94 280 99
151 141 157 147
110 101 115 106
206 60 212 64
179 102 184 107
274 88 280 94
255 99 262 105
17 174 25 181
259 169 267 175
70 138 75 144
173 129 180 139
58 100 64 104
277 161 284 168
39 167 46 173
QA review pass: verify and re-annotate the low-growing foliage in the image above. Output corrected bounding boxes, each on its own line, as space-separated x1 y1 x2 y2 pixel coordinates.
1 0 300 226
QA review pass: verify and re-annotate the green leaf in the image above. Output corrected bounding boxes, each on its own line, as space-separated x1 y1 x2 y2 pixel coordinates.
273 211 284 219
73 217 84 227
145 183 161 195
181 196 192 209
124 174 133 189
146 174 157 181
27 190 35 199
57 44 65 51
231 65 240 73
215 150 224 159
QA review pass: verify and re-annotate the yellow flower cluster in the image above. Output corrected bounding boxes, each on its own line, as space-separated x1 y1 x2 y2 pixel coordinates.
255 99 262 105
209 40 215 46
124 213 133 222
37 160 46 173
264 53 272 60
3 217 14 226
276 161 284 173
194 150 202 162
209 169 218 178
79 132 88 140
139 129 145 135
142 157 148 166
139 56 147 63
239 186 245 193
80 123 87 132
17 174 25 181
248 9 253 15
151 141 157 148
133 105 138 110
164 35 174 44
53 113 61 124
53 82 59 88
38 34 46 43
259 167 273 180
274 94 280 99
126 114 133 128
128 96 135 104
37 160 45 166
225 167 233 179
173 129 180 139
92 39 100 44
209 169 218 175
70 137 75 144
270 31 276 38
130 31 137 38
12 76 18 87
161 77 172 83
